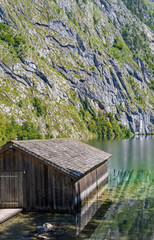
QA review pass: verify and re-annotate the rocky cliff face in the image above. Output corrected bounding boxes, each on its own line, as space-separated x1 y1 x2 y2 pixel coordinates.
0 0 153 137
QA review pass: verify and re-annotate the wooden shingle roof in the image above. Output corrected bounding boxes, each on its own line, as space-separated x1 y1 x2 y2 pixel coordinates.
1 139 111 180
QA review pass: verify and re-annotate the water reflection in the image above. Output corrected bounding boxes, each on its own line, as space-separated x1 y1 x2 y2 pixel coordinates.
76 183 110 235
1 137 154 239
1 169 153 240
87 135 154 170
0 183 110 239
88 198 154 240
79 169 154 240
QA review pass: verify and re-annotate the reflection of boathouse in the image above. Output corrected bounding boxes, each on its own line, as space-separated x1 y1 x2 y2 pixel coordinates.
0 139 111 212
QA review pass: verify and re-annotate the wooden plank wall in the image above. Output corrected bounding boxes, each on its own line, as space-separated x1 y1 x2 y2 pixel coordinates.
0 170 23 208
0 149 74 212
74 160 108 208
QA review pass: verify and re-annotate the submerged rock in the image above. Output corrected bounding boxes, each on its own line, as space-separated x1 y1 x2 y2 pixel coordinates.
43 223 56 229
36 226 55 234
33 224 66 240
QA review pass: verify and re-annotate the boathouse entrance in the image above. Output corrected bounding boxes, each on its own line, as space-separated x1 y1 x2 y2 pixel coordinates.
0 171 23 208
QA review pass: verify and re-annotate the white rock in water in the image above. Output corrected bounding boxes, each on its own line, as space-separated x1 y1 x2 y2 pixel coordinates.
43 223 55 229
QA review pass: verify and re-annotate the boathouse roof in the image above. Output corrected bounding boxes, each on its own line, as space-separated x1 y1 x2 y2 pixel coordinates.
0 139 111 180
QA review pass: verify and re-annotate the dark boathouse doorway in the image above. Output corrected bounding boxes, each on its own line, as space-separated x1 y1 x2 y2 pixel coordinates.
0 170 23 208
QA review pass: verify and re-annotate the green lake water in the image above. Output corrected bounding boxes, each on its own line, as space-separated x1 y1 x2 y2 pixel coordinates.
0 136 154 240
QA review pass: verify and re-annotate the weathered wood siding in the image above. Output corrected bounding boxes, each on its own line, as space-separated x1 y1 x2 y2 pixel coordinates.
74 161 108 208
0 143 109 212
0 170 23 208
0 148 74 212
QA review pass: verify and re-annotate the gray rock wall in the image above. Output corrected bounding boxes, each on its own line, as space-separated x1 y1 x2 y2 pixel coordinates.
0 0 153 135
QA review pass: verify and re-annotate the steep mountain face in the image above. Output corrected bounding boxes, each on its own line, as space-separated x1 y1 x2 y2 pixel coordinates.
0 0 153 139
122 0 154 31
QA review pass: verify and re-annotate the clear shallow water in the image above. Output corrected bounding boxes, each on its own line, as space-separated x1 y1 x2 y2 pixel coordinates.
0 136 154 240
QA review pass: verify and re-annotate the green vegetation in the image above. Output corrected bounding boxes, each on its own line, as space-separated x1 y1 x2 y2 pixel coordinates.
0 114 42 142
0 95 133 143
110 36 137 67
113 37 129 52
122 0 154 31
32 97 46 117
127 76 144 104
122 23 154 73
150 80 154 91
93 11 101 25
110 31 153 75
79 97 133 140
0 23 27 58
18 100 23 108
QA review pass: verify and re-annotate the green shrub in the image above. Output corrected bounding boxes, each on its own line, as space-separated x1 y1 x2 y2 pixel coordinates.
0 23 27 58
90 65 96 71
113 37 129 51
18 100 23 108
41 56 45 61
33 97 46 117
17 121 42 140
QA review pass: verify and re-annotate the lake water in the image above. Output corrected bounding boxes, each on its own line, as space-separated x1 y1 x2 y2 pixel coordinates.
0 136 154 239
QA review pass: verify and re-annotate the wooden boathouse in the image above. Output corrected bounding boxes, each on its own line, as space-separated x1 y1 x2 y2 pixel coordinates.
0 139 111 212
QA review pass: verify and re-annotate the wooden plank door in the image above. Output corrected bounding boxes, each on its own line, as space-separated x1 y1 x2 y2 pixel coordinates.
0 171 23 208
